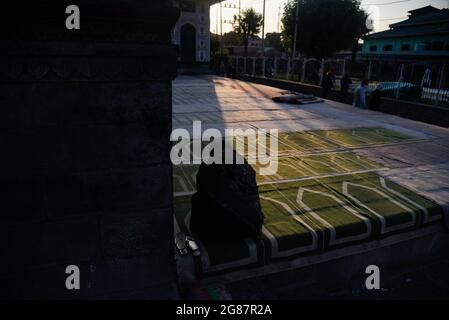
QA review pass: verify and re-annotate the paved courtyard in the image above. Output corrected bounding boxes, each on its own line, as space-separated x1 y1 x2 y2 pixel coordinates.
173 75 449 208
172 75 449 299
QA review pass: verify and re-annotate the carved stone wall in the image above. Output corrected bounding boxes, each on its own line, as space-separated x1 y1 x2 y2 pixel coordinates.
0 2 179 299
173 0 219 63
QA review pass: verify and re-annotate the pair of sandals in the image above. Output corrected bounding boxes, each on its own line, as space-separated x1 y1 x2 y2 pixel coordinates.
175 232 201 257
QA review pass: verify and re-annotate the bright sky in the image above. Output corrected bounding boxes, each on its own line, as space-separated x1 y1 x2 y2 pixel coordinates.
210 0 449 35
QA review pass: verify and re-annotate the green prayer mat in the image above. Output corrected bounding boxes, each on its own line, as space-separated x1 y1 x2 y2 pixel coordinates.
173 127 442 277
174 152 384 194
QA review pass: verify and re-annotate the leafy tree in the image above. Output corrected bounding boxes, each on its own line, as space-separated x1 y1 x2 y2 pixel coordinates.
233 8 263 57
222 31 241 47
265 32 284 51
281 0 370 59
351 10 371 62
210 35 221 56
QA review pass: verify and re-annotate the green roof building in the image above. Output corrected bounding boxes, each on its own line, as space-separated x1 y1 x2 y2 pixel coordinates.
362 6 449 60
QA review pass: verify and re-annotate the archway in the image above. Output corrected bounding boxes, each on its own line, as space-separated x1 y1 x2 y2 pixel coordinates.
180 23 196 63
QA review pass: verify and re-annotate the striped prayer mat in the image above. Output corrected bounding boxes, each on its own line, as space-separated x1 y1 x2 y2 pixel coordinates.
173 127 442 277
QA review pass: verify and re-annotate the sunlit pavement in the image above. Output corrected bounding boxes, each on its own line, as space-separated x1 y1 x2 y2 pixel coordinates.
173 75 449 218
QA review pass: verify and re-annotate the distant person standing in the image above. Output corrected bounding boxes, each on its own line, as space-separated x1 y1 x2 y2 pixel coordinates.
353 79 369 109
321 71 334 99
340 74 352 104
369 84 383 111
328 69 336 83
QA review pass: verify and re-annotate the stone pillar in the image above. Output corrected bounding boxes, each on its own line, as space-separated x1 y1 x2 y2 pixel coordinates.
0 2 179 299
319 59 325 85
235 57 239 74
252 58 256 77
274 57 278 78
367 60 373 81
262 57 266 78
301 59 307 83
244 57 247 75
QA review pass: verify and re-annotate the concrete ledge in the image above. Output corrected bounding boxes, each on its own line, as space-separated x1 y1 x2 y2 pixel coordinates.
179 224 449 294
241 75 325 98
240 75 449 128
380 98 449 128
